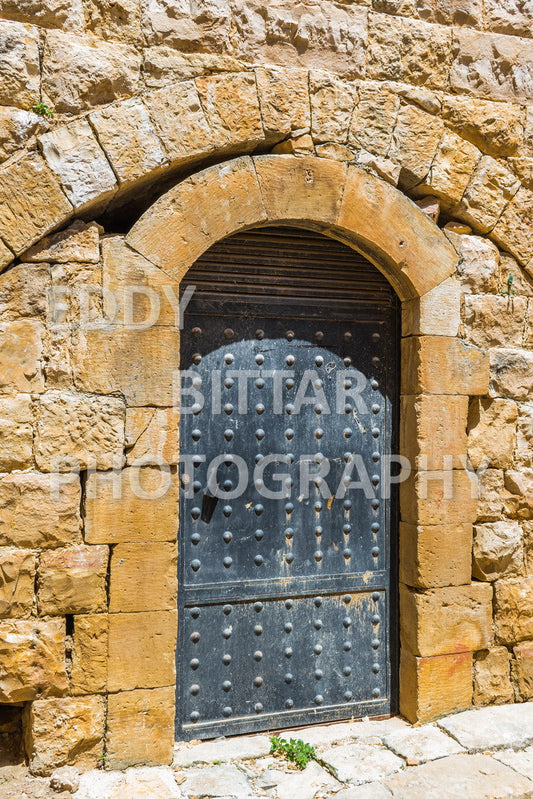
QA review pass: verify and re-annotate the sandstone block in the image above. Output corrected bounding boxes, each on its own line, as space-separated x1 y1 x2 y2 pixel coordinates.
42 29 140 114
71 614 108 695
455 155 520 233
0 262 49 320
49 259 103 327
401 394 468 470
349 84 400 157
0 395 33 470
90 98 168 186
142 48 246 88
102 237 181 328
106 686 175 769
85 467 178 544
196 72 263 152
107 611 176 691
39 119 117 211
490 347 533 400
517 402 533 468
389 104 444 190
473 521 522 581
441 95 524 159
25 696 104 775
141 0 230 50
144 80 211 165
401 468 480 527
417 129 480 206
400 522 472 588
74 326 179 407
0 238 13 271
504 467 533 518
125 407 179 465
256 67 310 139
0 618 67 702
403 277 462 337
0 152 71 255
309 71 356 144
0 320 44 394
464 295 526 349
400 582 493 656
0 20 40 107
126 157 266 278
453 234 500 294
401 336 489 395
513 641 533 700
484 0 533 36
35 390 125 472
450 28 533 102
0 0 84 30
38 545 108 615
21 220 101 264
110 542 177 613
467 397 518 470
354 148 401 184
473 646 514 705
84 0 141 43
400 649 473 722
0 106 50 165
477 468 508 521
492 186 533 267
495 577 533 644
0 549 35 618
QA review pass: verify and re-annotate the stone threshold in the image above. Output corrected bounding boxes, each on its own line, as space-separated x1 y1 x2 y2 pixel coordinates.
4 703 533 798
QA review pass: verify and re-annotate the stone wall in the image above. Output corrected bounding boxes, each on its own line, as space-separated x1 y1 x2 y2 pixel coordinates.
0 0 532 776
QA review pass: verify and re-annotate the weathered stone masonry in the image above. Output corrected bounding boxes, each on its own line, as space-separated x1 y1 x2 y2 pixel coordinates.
0 0 532 775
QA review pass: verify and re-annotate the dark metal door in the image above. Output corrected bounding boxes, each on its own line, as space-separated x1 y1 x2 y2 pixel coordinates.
177 227 399 740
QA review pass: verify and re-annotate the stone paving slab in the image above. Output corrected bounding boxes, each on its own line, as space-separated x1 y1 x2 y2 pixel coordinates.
181 765 252 798
173 735 271 767
318 742 404 785
438 703 533 752
382 753 533 798
383 722 465 765
331 785 393 798
495 747 533 781
256 760 340 799
279 717 408 747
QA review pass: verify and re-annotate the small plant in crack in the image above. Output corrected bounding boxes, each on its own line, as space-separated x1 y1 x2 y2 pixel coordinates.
32 101 54 118
270 735 316 769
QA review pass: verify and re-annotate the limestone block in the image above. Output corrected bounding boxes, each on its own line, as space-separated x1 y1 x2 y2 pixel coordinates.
417 129 480 206
43 325 73 389
85 467 178 544
141 0 230 50
487 0 532 34
21 220 101 264
0 20 40 107
401 336 489 395
0 618 67 702
309 71 356 145
110 542 177 612
127 157 267 277
490 347 533 400
467 397 518 470
71 614 108 695
25 696 104 775
414 0 482 26
441 95 525 159
509 156 533 190
41 29 141 114
382 724 465 766
477 468 508 521
125 407 179 465
0 395 33 470
143 80 212 164
0 106 50 164
39 119 117 211
349 84 400 156
74 326 179 406
0 262 49 320
354 149 401 185
453 234 500 294
0 238 13 271
90 99 168 186
495 577 533 644
35 391 125 472
400 649 472 722
473 521 522 581
107 611 176 691
0 320 44 394
0 549 35 617
400 582 492 656
49 260 103 328
0 152 72 255
142 48 246 88
84 0 141 42
473 646 514 705
102 236 181 327
196 72 264 152
492 186 533 267
438 702 533 750
450 28 533 102
455 155 520 233
389 104 444 190
517 402 533 468
37 545 108 615
256 67 310 138
464 295 526 349
401 394 468 470
513 641 533 700
400 522 472 588
402 277 462 337
339 166 457 301
504 468 533 517
0 0 84 30
106 686 175 769
302 743 403 786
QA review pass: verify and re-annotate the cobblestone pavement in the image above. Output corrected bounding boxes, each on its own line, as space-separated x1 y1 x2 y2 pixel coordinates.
3 703 533 798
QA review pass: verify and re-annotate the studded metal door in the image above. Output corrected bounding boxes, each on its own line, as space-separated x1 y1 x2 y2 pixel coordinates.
176 227 399 740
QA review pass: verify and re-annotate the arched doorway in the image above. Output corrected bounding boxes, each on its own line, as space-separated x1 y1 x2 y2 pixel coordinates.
176 226 400 739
